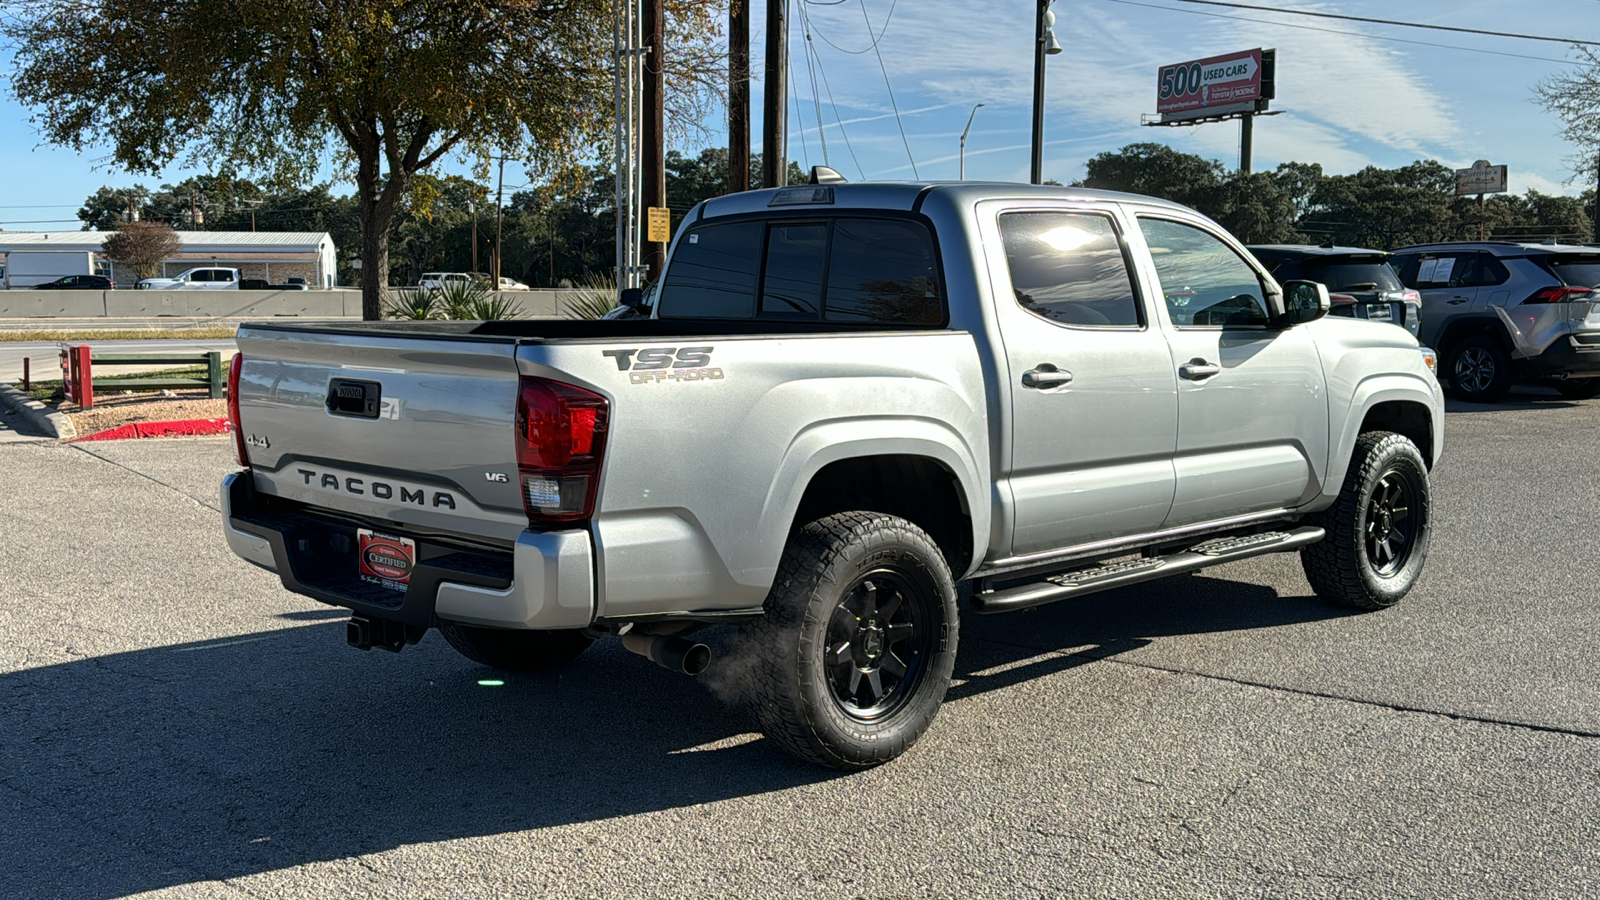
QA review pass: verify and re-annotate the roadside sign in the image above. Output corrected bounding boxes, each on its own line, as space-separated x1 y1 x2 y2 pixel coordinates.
1456 160 1508 195
647 207 671 244
1156 48 1268 123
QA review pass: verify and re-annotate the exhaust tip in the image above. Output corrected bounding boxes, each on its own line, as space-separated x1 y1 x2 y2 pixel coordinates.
679 642 712 677
622 633 712 676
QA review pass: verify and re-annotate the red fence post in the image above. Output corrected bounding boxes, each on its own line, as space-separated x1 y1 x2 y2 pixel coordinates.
60 346 72 405
66 344 94 409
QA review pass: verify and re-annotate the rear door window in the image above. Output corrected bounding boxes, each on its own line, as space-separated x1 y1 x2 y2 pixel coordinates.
998 211 1142 327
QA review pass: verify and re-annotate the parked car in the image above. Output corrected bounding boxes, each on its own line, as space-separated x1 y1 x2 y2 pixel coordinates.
137 267 241 290
285 277 310 290
1248 245 1420 337
222 180 1443 769
418 272 473 290
33 274 116 290
498 277 531 291
1388 242 1600 400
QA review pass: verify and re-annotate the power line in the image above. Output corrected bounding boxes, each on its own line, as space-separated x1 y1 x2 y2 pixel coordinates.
798 3 868 179
1101 0 1585 65
789 36 812 171
1152 0 1600 47
800 9 830 167
858 0 918 178
806 0 899 54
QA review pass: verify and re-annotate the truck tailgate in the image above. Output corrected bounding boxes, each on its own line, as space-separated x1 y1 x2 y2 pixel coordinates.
234 327 527 544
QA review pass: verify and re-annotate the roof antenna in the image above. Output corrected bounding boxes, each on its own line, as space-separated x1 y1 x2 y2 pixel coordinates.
1318 235 1335 249
810 166 847 185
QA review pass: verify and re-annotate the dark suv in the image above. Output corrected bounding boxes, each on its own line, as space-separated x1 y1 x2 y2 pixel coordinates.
1388 242 1600 401
33 274 116 290
1248 245 1421 338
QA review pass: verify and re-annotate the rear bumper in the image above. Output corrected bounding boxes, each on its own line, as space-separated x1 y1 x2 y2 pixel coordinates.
221 472 594 630
1513 334 1600 378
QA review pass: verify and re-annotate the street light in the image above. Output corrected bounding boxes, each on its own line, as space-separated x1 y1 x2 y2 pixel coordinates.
1031 0 1063 185
960 103 985 181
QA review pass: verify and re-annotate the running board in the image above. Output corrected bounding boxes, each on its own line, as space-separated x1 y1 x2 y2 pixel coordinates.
970 526 1325 614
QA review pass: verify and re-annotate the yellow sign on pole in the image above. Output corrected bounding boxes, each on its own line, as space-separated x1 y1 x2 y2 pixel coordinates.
647 207 671 244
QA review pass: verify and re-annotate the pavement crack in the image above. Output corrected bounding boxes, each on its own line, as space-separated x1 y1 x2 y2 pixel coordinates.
69 443 221 512
967 634 1600 741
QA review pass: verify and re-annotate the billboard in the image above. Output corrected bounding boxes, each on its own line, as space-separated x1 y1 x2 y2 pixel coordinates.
1156 48 1270 124
1455 160 1508 196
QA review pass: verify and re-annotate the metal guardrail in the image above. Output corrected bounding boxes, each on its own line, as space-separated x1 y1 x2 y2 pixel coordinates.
61 345 225 409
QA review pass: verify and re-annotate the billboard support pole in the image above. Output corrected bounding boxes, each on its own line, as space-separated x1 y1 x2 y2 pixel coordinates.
1239 112 1253 174
1030 0 1048 185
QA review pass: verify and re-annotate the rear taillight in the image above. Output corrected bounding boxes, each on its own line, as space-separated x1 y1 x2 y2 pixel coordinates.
227 353 248 467
514 376 609 523
1401 289 1422 305
1523 286 1593 304
1328 292 1357 306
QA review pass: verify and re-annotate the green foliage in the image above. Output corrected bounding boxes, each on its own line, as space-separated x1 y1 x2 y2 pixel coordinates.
9 0 724 319
563 277 621 320
384 289 439 321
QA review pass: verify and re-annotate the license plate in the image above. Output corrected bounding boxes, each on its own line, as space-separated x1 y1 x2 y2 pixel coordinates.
1365 303 1393 321
357 528 416 592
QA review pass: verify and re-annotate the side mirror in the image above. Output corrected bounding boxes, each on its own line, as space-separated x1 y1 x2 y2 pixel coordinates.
619 287 645 311
1275 280 1330 327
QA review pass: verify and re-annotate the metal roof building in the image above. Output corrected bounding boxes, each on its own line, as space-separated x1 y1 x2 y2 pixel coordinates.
0 231 338 288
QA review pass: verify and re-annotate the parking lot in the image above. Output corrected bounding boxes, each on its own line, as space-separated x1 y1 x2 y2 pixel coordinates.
3 388 1598 899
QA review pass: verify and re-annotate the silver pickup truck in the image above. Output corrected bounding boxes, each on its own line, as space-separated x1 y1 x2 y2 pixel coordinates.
222 181 1444 769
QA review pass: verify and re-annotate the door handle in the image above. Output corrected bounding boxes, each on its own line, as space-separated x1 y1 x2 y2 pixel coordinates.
1178 359 1221 380
1021 366 1073 389
1447 296 1470 304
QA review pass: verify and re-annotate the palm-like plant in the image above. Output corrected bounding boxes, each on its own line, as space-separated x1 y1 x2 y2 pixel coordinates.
384 288 439 320
563 275 621 319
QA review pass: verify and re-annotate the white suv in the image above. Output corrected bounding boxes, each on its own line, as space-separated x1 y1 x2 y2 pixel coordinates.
417 272 473 290
137 267 240 290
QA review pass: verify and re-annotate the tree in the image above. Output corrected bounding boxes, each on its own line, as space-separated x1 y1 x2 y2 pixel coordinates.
101 222 182 281
10 0 723 319
1079 143 1227 213
1536 47 1600 187
79 186 151 232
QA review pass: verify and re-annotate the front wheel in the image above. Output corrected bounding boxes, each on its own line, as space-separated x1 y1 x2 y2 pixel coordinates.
1447 336 1513 402
437 624 594 672
1555 378 1600 400
741 512 959 769
1301 432 1432 610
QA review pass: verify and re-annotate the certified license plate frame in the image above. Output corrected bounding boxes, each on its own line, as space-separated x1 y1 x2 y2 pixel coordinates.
357 528 416 592
1365 302 1393 322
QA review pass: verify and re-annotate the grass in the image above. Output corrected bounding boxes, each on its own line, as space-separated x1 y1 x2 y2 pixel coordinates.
0 327 239 342
21 366 209 404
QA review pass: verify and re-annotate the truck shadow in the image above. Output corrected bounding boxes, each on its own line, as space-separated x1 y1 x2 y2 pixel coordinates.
7 572 1347 898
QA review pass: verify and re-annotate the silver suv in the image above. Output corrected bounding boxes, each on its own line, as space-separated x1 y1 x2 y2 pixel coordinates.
1389 242 1600 401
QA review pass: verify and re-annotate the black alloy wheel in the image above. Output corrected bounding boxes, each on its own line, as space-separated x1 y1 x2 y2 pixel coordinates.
823 570 934 722
1447 336 1512 402
1363 468 1417 577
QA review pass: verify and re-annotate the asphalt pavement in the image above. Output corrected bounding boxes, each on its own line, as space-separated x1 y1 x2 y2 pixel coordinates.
3 389 1598 899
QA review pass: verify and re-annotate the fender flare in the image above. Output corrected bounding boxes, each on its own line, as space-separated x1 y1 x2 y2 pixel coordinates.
751 416 990 581
1319 372 1442 505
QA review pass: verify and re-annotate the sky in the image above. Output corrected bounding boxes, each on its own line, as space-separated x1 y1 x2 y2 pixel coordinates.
2 0 1598 231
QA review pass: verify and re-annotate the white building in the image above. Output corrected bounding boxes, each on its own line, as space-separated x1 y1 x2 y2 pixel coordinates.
0 231 339 288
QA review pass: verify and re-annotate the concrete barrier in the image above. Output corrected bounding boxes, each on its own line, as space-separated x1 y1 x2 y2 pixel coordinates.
0 290 107 318
0 287 605 320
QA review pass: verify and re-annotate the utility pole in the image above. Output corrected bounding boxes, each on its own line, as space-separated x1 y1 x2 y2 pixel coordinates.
614 0 642 290
1593 152 1599 241
729 0 750 192
470 198 478 275
762 0 788 188
1029 0 1053 185
642 0 666 281
1240 113 1253 174
493 157 505 285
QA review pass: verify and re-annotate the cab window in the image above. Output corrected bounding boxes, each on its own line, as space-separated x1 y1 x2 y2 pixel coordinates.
1137 218 1270 328
999 212 1142 327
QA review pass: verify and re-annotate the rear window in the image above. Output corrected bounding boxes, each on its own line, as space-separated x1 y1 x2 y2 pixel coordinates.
1544 257 1600 289
657 216 942 324
1270 259 1401 292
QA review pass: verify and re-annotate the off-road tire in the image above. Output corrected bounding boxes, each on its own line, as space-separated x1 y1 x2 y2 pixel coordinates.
437 624 594 672
741 512 959 770
1555 378 1600 400
1301 431 1431 611
1446 336 1513 402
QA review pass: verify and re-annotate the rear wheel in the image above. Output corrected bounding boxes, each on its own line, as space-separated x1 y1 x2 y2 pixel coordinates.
1555 378 1600 400
1446 336 1513 402
438 624 594 672
741 512 958 770
1301 432 1431 611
